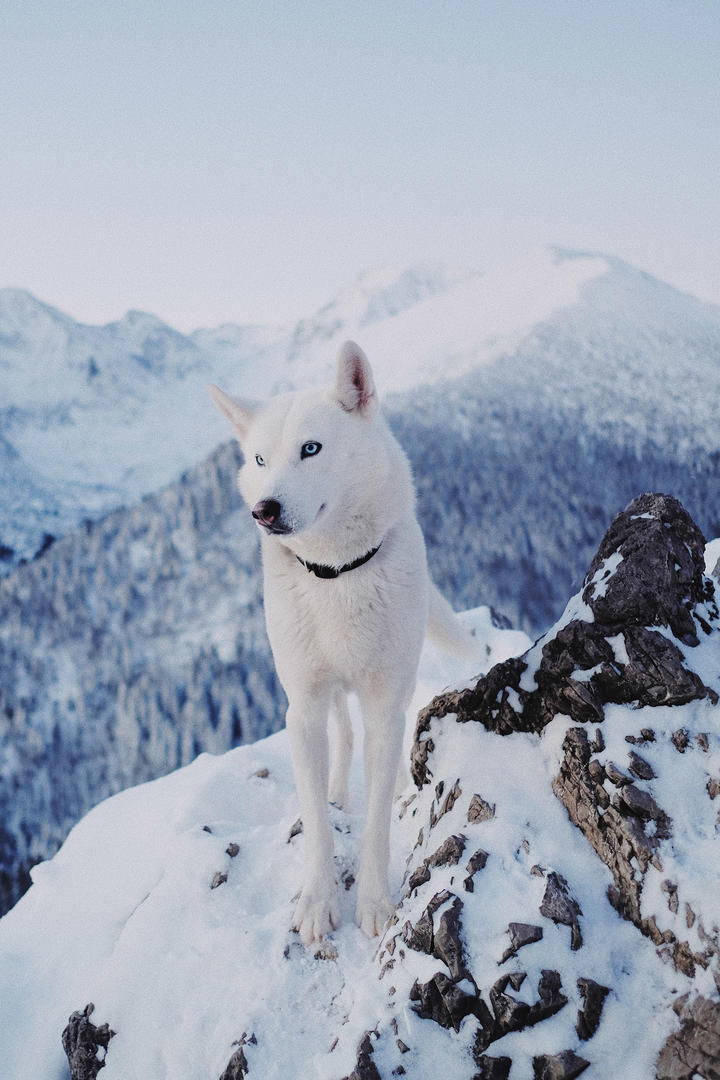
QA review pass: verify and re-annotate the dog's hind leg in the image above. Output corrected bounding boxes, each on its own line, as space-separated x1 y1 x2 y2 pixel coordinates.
355 688 406 938
286 686 341 944
328 690 353 811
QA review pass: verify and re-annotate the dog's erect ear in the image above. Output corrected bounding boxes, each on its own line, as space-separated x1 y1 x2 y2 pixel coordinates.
207 384 258 440
333 341 377 415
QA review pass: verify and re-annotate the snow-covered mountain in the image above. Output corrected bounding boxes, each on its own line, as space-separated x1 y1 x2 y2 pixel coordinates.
1 496 718 1079
0 263 468 565
3 248 695 569
2 248 720 918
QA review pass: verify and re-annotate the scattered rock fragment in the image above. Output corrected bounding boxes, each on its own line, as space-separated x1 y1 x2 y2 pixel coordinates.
407 834 467 892
410 971 484 1032
532 1049 590 1080
468 795 496 824
211 871 228 889
464 848 489 892
661 880 679 916
62 1004 115 1080
671 728 690 753
627 750 656 780
432 896 469 981
500 922 543 963
287 818 303 842
539 872 583 950
576 978 610 1041
473 1054 512 1080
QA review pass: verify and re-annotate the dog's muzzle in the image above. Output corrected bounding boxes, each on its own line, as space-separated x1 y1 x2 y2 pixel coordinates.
252 499 291 534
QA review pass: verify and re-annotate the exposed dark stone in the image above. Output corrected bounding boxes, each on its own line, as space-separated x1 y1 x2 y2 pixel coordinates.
488 973 531 1033
532 1049 590 1080
428 834 466 869
411 494 717 789
605 761 632 786
617 783 664 822
439 779 463 818
576 977 610 1041
218 1032 256 1079
671 728 690 753
403 892 469 981
472 1054 512 1080
407 834 467 893
474 970 569 1055
402 890 452 957
468 795 496 824
433 897 469 981
410 971 490 1032
535 969 569 1022
656 994 720 1080
540 872 583 950
407 863 431 891
218 1046 249 1080
500 922 544 963
403 907 435 956
628 750 656 780
581 492 710 646
62 1004 115 1080
464 848 489 892
342 1031 381 1080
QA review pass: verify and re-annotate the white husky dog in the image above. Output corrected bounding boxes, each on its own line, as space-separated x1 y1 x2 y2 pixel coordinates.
209 342 475 943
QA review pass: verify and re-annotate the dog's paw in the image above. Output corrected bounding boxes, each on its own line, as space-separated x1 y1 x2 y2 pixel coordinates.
355 894 393 939
292 889 340 946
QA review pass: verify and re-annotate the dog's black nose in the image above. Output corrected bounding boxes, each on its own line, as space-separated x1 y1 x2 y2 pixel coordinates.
252 498 282 527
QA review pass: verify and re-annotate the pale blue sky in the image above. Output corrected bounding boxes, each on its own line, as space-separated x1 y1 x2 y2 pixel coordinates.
2 0 719 329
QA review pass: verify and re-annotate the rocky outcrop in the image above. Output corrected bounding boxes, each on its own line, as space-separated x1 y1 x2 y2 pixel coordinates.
366 494 720 1079
656 994 720 1080
413 493 717 783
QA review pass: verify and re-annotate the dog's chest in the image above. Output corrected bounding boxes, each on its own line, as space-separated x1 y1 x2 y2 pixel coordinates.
263 558 421 686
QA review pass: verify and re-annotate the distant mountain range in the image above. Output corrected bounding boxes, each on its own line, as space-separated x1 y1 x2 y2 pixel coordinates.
1 248 677 569
2 247 720 913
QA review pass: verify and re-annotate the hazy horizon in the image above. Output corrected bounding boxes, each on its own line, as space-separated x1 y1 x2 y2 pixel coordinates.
2 0 718 331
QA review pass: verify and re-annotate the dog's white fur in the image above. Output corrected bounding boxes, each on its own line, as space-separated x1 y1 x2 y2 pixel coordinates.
209 342 476 943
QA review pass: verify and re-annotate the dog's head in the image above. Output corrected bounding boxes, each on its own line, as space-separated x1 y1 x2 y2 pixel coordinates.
208 342 389 553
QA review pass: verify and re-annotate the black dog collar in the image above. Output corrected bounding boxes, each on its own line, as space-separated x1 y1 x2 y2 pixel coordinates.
296 542 382 580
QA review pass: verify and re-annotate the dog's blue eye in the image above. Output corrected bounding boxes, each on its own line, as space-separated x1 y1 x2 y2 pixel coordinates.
255 454 265 467
301 441 322 460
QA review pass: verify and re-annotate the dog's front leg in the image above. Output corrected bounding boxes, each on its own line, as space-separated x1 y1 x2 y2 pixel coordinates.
355 690 406 938
287 690 340 944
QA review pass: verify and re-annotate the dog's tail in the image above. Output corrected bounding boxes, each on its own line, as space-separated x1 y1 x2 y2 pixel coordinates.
426 581 481 662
